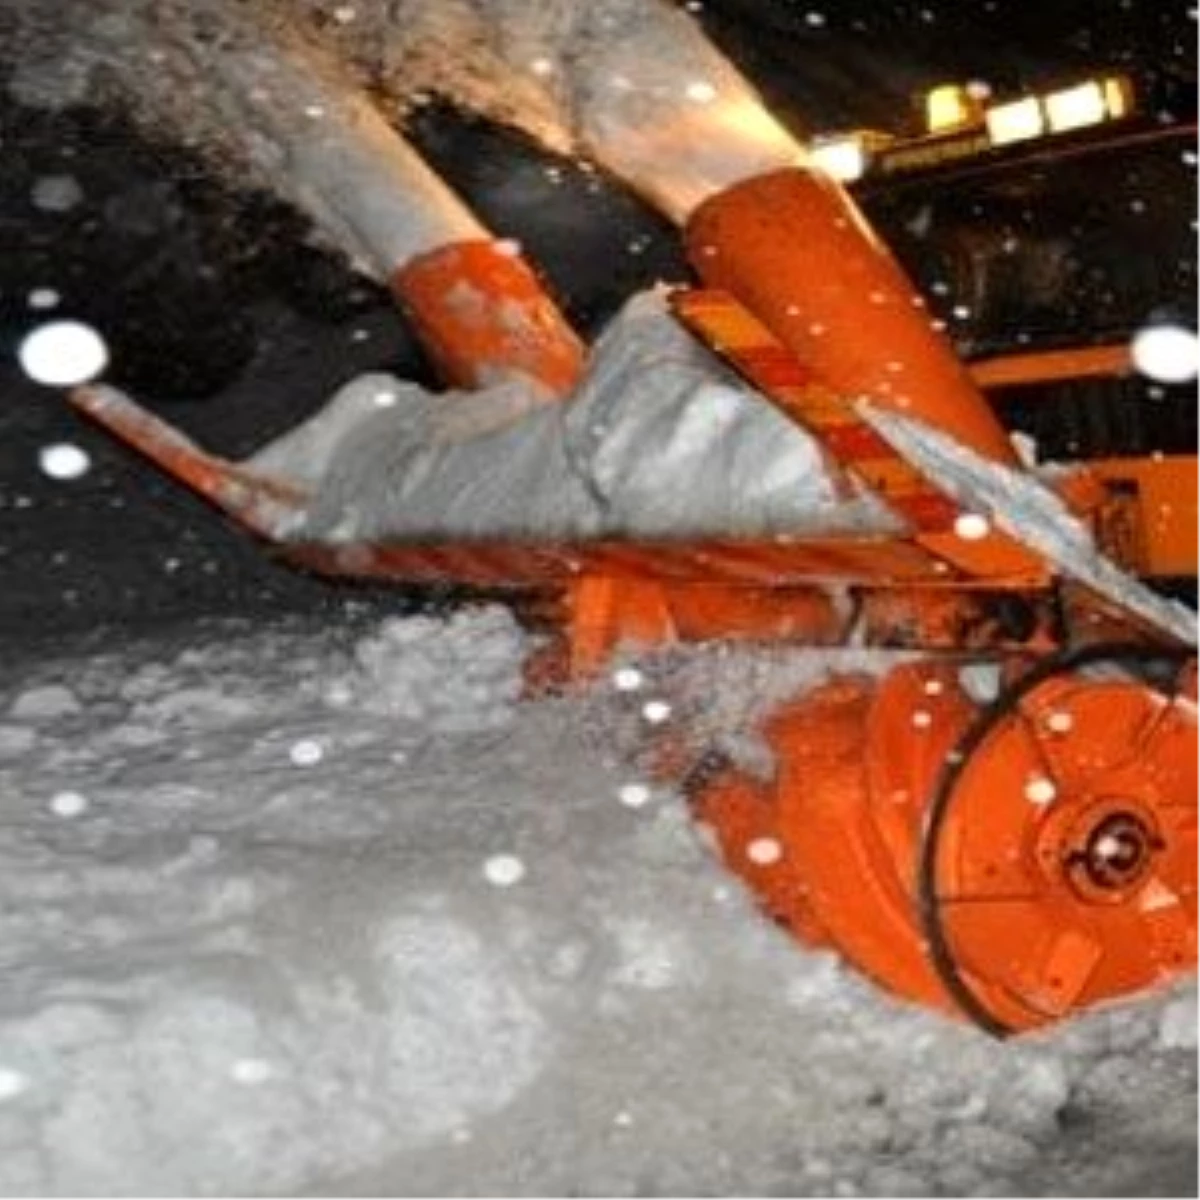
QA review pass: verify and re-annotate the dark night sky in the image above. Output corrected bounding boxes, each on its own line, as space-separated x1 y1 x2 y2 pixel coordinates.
0 0 1195 648
698 0 1195 130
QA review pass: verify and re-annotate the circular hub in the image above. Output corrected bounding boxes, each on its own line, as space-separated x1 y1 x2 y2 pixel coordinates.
921 645 1197 1034
691 645 1197 1037
1069 809 1158 896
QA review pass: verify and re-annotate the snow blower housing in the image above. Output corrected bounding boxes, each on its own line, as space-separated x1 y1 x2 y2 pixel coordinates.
66 29 1196 1037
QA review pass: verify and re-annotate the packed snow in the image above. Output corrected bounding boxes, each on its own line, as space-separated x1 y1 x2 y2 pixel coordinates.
0 608 1194 1196
248 289 899 541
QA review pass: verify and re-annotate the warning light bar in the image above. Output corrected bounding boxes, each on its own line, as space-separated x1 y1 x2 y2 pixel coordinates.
807 73 1141 182
979 74 1134 145
985 96 1046 145
925 83 988 134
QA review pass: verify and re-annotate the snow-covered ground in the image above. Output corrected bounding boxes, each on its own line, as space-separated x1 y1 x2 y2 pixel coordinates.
0 606 1194 1196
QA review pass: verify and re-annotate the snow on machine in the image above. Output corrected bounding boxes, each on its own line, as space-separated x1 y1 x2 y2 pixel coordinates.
64 7 1196 1036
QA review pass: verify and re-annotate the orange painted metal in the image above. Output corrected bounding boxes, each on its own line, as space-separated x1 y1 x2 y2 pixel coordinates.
969 343 1132 389
684 167 1020 466
694 657 1198 1031
671 288 1047 585
695 668 961 1013
671 290 959 531
392 239 585 395
928 661 1197 1028
1088 456 1198 578
561 577 846 675
279 535 976 591
69 385 307 539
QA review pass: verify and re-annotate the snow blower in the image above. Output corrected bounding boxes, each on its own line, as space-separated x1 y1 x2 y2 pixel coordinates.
63 20 1196 1037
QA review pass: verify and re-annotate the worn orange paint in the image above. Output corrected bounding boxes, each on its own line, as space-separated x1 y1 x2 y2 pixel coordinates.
392 239 585 395
685 167 1021 466
671 288 1048 584
69 386 307 539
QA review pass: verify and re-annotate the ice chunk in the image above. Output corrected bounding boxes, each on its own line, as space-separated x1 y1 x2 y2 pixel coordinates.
9 683 82 722
353 607 527 732
1158 988 1198 1050
0 725 38 758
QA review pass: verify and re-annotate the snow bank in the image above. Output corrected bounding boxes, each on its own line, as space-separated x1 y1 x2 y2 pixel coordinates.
0 612 1193 1196
251 289 899 542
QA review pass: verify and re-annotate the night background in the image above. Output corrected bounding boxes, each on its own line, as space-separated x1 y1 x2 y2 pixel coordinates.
0 0 1195 647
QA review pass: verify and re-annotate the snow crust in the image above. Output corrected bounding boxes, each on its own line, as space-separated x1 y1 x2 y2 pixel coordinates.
0 610 1194 1196
250 290 899 542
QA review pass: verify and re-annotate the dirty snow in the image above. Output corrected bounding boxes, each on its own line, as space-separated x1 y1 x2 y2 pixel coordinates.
0 608 1194 1196
250 289 899 541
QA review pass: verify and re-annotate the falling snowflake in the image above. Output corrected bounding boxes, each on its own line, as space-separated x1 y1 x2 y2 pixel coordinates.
953 513 991 541
1046 710 1074 734
289 739 324 766
618 782 652 809
0 1069 28 1102
230 1058 274 1085
612 666 644 692
1130 323 1199 384
48 790 89 818
38 444 91 481
483 854 526 886
30 174 83 213
1024 777 1057 806
18 320 109 386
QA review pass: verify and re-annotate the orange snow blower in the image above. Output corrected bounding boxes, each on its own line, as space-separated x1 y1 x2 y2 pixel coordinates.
68 163 1196 1037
